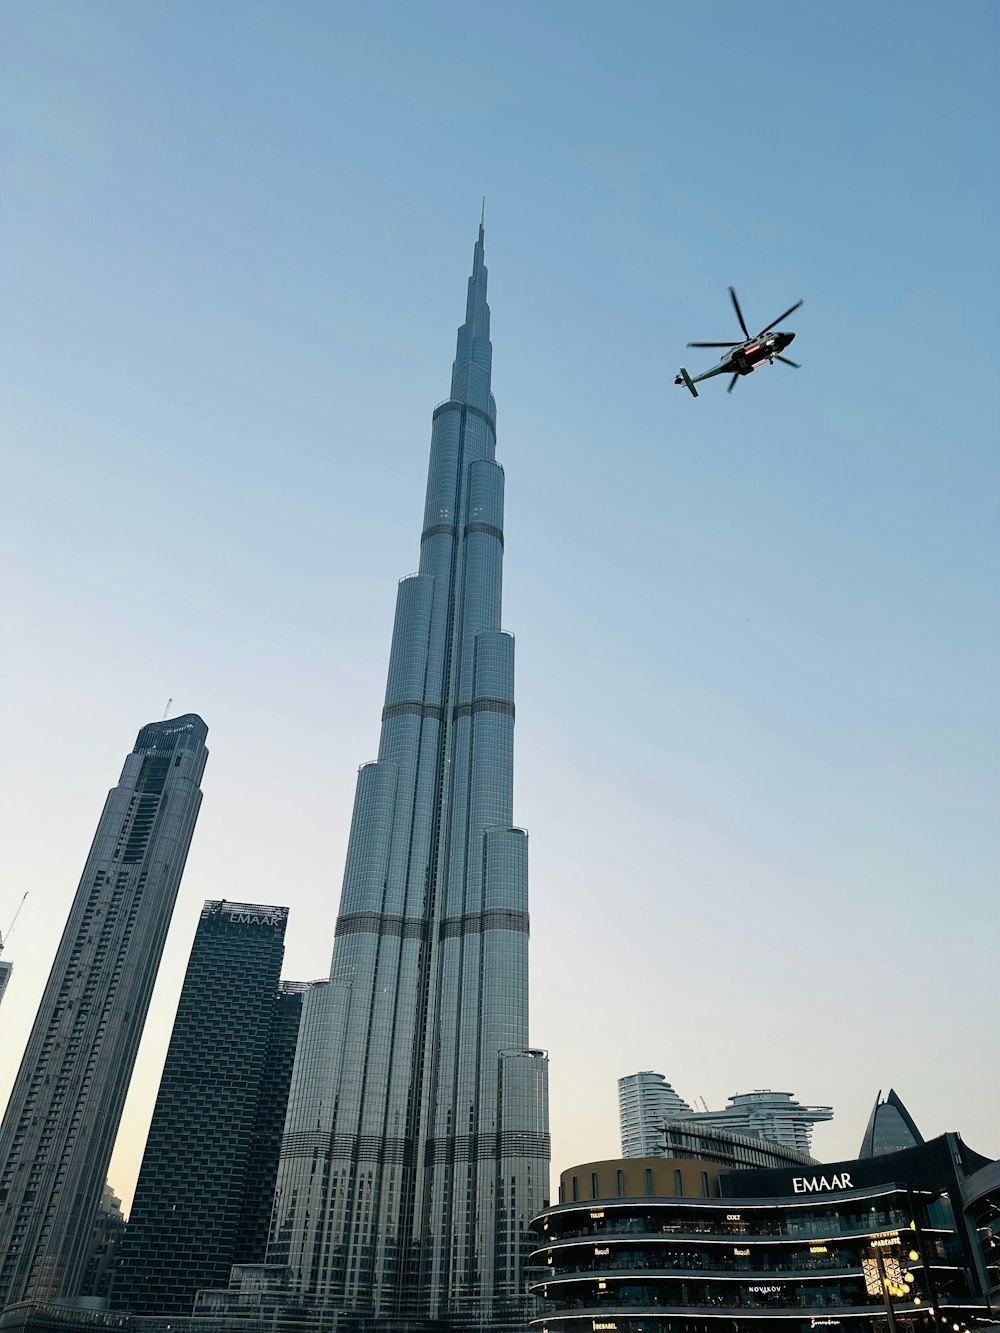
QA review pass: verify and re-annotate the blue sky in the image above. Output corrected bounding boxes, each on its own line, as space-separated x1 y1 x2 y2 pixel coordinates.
2 0 998 1211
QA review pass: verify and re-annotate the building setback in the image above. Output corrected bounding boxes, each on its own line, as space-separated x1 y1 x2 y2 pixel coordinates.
266 223 550 1328
0 715 208 1310
117 902 303 1316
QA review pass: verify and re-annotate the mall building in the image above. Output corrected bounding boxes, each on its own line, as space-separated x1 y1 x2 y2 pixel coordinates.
529 1134 999 1333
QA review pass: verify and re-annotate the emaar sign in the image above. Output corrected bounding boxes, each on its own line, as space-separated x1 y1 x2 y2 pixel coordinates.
792 1173 853 1193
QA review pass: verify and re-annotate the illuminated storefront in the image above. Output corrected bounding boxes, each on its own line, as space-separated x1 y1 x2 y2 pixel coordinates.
530 1135 995 1333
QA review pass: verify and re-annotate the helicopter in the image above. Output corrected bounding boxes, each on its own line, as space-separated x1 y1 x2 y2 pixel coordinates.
675 287 803 397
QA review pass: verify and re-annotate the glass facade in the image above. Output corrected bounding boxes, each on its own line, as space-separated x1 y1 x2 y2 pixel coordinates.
0 716 209 1309
266 226 550 1326
116 903 302 1316
859 1092 924 1160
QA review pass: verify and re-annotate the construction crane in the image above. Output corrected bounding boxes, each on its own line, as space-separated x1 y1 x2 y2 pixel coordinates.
1 892 28 957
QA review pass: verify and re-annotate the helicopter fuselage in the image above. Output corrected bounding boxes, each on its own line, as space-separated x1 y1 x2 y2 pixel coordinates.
675 330 796 389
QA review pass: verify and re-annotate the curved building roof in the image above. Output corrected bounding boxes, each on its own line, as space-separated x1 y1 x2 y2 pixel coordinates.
859 1088 924 1159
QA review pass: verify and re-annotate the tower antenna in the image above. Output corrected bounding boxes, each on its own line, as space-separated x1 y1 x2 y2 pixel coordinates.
481 196 485 227
1 892 28 956
162 698 173 720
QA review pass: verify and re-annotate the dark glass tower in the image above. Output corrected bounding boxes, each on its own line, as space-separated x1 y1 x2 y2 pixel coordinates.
117 901 303 1316
0 715 208 1310
859 1088 925 1158
267 225 550 1327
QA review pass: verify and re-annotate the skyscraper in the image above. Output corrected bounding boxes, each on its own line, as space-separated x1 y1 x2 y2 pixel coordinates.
618 1075 833 1160
0 959 11 1009
118 901 303 1315
618 1072 693 1157
858 1088 924 1158
267 224 550 1328
0 714 208 1311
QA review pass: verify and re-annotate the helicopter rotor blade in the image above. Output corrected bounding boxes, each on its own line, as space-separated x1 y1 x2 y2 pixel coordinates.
687 341 740 348
728 287 750 339
727 374 739 393
758 299 803 336
775 354 800 368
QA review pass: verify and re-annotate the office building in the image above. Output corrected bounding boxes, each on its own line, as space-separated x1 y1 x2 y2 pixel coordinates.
859 1088 924 1159
532 1133 998 1332
0 715 208 1311
619 1072 692 1157
266 223 550 1328
117 902 303 1316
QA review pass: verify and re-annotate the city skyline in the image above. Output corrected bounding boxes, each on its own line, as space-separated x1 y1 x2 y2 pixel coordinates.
1 0 997 1228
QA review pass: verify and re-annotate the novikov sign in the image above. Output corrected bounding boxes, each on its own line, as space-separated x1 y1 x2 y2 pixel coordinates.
792 1173 853 1194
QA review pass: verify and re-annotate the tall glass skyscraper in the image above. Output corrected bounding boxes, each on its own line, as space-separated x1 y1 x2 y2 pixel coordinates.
118 901 302 1316
268 225 550 1328
0 715 208 1311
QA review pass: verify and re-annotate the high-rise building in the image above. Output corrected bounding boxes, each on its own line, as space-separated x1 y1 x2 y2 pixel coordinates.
117 902 303 1316
267 224 550 1328
0 715 208 1311
0 960 11 1009
859 1087 924 1158
619 1072 693 1157
618 1075 832 1160
681 1089 832 1156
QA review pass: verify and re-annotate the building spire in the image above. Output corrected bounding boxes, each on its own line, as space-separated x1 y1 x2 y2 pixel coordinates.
451 220 492 407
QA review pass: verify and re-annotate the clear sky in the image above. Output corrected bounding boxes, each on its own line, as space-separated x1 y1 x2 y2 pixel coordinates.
1 1 997 1215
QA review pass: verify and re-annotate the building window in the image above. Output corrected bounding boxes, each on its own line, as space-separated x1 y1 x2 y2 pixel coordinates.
645 1168 654 1198
571 1176 578 1202
591 1172 599 1200
616 1169 625 1199
675 1168 684 1197
702 1170 711 1198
